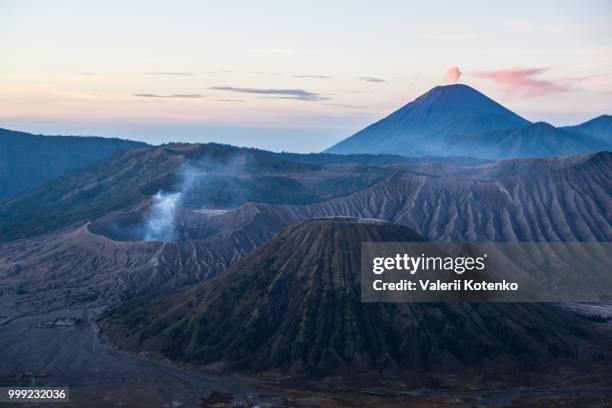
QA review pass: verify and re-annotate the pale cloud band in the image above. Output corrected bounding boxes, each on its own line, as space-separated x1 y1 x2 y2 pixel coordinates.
210 86 329 101
356 77 386 83
144 72 196 76
133 93 204 98
293 74 332 79
475 67 568 96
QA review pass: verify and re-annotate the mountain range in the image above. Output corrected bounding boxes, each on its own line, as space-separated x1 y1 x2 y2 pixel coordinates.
1 85 609 205
1 146 609 320
562 114 612 145
326 84 611 159
1 84 611 386
104 218 600 376
0 128 148 200
0 144 400 241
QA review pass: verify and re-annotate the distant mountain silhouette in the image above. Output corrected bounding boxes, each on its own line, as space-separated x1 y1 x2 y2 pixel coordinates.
325 84 611 159
326 84 529 156
443 122 610 160
562 115 612 145
0 128 148 200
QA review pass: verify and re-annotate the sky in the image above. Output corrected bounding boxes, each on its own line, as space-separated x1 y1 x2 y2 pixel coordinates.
1 0 611 152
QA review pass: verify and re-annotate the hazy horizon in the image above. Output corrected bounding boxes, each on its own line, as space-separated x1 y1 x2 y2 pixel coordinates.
1 0 611 152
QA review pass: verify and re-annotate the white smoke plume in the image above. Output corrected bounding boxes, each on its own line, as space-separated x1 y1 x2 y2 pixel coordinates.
143 191 183 241
140 149 250 241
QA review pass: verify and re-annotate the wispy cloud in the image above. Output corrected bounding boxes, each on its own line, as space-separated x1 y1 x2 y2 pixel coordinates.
80 72 97 75
209 85 328 101
503 21 564 33
348 111 378 115
250 71 283 76
133 93 204 98
249 48 293 55
293 74 331 79
417 33 476 41
475 67 568 96
326 103 362 109
144 72 195 76
248 48 320 56
356 76 386 83
207 70 234 74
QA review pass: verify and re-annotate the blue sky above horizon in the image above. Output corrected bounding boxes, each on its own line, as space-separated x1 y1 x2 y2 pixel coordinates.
1 0 611 152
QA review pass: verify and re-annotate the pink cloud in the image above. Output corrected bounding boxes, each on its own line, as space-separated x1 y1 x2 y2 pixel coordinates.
445 66 462 83
476 67 567 96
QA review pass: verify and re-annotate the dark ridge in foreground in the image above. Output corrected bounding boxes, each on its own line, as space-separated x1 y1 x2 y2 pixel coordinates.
104 218 599 377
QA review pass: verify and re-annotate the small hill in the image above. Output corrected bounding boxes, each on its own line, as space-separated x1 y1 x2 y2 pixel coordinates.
0 128 148 200
105 218 595 376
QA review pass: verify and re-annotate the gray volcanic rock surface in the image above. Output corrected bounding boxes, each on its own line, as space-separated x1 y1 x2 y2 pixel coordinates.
1 152 609 317
0 219 259 318
0 142 610 387
104 219 601 376
219 151 612 242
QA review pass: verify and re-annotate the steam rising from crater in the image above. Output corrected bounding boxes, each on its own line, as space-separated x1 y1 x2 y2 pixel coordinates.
143 191 183 241
140 149 251 242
